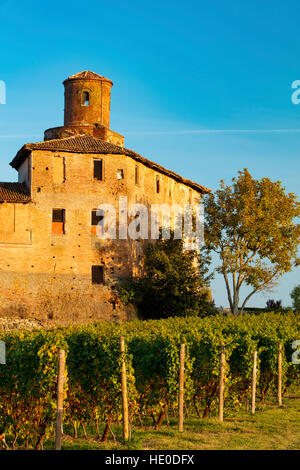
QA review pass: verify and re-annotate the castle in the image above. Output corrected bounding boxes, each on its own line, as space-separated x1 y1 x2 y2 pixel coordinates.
0 71 210 323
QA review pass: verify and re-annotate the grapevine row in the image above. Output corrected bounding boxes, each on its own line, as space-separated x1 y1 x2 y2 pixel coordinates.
0 312 299 448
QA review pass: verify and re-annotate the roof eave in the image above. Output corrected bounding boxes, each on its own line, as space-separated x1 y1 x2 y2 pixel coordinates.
10 146 31 170
0 199 31 203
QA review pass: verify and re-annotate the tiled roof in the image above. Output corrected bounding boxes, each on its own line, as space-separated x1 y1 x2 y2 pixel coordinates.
10 135 211 194
0 182 30 203
63 71 113 84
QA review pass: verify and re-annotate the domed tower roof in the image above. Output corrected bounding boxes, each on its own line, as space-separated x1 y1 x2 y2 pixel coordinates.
63 70 113 85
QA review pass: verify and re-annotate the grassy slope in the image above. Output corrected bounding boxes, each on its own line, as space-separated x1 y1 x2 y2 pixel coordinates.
44 393 300 451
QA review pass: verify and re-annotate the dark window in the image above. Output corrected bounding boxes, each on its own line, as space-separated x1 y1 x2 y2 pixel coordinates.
91 209 104 235
52 209 64 223
92 265 104 284
91 209 104 226
52 209 65 234
135 165 139 185
82 92 90 106
94 159 103 181
156 176 160 194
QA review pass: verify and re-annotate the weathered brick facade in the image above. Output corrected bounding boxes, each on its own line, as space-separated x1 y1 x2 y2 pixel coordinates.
0 71 210 323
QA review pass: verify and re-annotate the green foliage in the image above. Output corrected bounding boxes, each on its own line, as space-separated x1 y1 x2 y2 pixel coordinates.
0 329 68 448
0 312 299 448
291 285 300 311
204 169 300 315
119 235 216 319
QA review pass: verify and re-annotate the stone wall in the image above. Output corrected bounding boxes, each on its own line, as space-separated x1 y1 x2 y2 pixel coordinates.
0 148 202 322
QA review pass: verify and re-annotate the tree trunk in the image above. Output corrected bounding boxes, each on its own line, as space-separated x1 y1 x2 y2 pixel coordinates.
73 421 78 439
233 304 239 315
155 410 165 430
223 273 234 313
0 433 9 450
232 289 240 315
101 422 110 442
81 422 88 440
260 384 270 403
36 434 45 450
202 404 211 418
12 429 19 450
151 411 157 427
193 396 201 418
137 413 144 429
95 419 101 439
203 383 218 417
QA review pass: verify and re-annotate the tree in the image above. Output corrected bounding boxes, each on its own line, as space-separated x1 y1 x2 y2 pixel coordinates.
291 285 300 311
266 299 282 310
119 235 216 319
203 169 300 315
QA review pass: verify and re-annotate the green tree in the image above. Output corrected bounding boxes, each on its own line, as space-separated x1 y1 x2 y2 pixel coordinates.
204 169 300 315
119 235 215 319
291 285 300 311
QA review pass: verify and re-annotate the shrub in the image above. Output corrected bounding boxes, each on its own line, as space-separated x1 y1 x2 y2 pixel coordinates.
119 235 217 319
266 299 282 310
291 285 300 311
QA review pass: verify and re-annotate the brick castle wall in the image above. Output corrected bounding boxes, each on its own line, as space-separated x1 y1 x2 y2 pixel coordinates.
0 149 201 322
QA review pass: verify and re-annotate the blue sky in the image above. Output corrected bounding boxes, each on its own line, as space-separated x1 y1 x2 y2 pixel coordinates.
0 0 299 307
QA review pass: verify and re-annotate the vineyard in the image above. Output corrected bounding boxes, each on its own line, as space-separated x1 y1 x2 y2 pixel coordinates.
0 312 299 450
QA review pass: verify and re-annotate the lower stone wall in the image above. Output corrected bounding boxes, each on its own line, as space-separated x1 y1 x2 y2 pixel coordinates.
0 271 136 326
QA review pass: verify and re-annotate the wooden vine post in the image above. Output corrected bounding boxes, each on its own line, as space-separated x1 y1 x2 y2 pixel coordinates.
251 351 257 415
278 343 283 407
55 349 66 450
178 343 185 432
120 336 129 442
218 344 225 422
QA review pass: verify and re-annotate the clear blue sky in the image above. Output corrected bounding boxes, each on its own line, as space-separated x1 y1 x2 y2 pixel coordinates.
0 0 299 307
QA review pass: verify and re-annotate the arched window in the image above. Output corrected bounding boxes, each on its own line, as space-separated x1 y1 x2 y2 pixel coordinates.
82 91 90 106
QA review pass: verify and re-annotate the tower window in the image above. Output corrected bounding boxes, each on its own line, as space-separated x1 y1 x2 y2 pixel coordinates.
82 91 90 106
117 169 124 180
156 176 160 194
92 265 104 285
93 159 103 181
135 165 139 185
52 209 65 234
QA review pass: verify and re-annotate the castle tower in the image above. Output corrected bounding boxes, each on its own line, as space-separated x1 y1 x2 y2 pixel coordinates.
44 70 124 146
63 71 113 128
